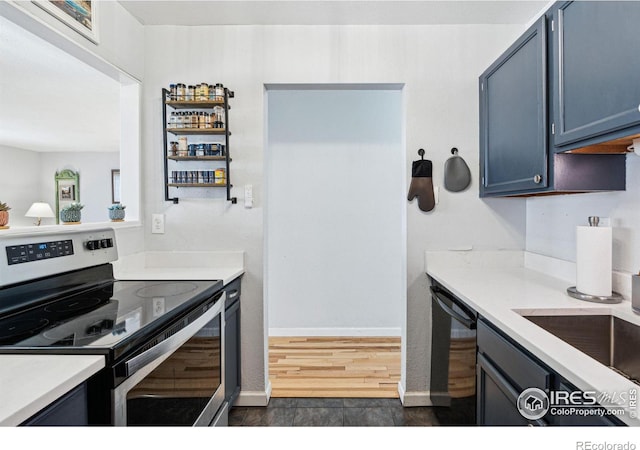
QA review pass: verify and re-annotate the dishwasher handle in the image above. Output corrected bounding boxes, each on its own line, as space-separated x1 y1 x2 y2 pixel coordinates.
430 286 476 330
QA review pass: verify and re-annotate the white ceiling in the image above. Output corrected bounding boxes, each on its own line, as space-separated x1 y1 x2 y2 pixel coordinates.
0 14 120 153
119 0 548 26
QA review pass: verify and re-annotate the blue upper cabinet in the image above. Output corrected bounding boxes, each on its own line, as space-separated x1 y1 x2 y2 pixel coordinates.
479 18 547 197
551 1 640 149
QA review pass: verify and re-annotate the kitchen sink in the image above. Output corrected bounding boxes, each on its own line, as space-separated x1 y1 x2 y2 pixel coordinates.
520 313 640 385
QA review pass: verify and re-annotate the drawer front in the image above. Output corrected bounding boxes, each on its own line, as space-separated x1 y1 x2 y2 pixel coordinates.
478 319 551 391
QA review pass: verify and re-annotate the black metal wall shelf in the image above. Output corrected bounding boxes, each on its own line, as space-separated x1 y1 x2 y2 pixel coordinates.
162 87 237 204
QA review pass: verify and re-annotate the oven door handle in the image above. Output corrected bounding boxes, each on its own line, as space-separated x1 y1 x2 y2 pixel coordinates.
124 291 226 378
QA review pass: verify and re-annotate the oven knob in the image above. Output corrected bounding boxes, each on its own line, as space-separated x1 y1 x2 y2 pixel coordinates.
86 240 97 251
106 238 114 248
100 239 111 248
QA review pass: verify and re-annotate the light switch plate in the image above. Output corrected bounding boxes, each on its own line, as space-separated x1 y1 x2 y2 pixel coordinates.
244 184 253 209
152 213 165 234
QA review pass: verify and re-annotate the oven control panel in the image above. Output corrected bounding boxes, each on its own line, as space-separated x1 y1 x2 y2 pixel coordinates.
0 228 118 287
6 239 74 265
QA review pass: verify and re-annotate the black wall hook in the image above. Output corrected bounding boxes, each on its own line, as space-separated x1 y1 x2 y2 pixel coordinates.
418 148 425 160
451 147 459 155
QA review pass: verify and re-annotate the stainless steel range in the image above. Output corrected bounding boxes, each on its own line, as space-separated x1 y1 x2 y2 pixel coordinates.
0 228 227 426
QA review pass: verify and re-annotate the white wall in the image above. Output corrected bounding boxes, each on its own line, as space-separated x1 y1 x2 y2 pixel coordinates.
0 147 119 224
266 88 404 336
0 2 144 236
1 1 144 80
142 24 527 404
0 145 41 227
39 152 120 223
527 154 640 273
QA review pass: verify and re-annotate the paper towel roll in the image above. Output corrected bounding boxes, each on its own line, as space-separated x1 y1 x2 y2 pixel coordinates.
576 225 612 297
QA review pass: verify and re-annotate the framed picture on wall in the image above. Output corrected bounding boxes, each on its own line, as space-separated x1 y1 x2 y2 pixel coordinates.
58 184 76 202
33 1 99 44
55 169 80 224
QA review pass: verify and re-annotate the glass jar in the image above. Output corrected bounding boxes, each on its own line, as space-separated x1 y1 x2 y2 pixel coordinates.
169 84 177 101
209 85 215 101
168 111 177 129
213 105 225 128
187 85 195 101
198 111 205 128
169 141 178 156
178 137 188 157
176 83 186 101
200 83 209 101
214 83 224 102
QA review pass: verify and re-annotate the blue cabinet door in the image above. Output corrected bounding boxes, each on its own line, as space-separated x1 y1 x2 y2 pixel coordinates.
552 1 640 148
480 17 548 197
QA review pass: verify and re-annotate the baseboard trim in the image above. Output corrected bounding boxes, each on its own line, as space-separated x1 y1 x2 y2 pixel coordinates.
234 382 272 407
268 327 401 337
398 382 433 407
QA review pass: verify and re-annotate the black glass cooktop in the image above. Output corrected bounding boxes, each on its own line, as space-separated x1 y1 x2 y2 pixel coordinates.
0 279 222 358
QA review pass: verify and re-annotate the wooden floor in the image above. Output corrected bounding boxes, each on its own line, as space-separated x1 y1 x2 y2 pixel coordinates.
268 336 401 398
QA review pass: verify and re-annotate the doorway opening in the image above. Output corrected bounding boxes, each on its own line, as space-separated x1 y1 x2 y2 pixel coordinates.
264 84 406 398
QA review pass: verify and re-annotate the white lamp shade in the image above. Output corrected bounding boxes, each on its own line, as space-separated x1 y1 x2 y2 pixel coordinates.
25 202 55 218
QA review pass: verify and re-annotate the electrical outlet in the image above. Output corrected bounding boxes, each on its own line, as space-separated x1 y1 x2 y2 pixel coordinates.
151 214 165 234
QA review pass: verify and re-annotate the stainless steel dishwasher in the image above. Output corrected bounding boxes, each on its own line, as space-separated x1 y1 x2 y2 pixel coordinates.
429 279 477 425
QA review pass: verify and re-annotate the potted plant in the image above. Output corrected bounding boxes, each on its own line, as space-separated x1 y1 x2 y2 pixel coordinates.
60 202 83 224
0 201 10 228
108 204 126 222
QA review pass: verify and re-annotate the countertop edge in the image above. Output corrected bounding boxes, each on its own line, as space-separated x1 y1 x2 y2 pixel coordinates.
0 355 105 426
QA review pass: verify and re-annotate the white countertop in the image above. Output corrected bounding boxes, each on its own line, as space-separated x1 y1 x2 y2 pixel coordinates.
426 250 640 426
113 251 245 285
0 354 104 426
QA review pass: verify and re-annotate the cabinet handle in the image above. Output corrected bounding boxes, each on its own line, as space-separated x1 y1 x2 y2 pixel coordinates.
533 174 542 184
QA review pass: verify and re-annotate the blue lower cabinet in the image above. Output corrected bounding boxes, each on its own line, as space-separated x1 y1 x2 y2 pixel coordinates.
477 319 621 426
224 276 242 406
22 383 89 426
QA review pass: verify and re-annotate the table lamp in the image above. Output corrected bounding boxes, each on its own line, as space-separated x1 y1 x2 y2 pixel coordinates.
25 202 55 226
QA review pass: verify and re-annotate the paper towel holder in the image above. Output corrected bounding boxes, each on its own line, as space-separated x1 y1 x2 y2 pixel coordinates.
566 286 623 304
567 215 623 303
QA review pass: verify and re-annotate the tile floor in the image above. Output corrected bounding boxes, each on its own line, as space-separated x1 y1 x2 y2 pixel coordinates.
229 398 465 427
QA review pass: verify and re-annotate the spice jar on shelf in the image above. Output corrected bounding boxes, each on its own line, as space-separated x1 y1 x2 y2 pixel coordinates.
213 105 225 128
178 137 188 157
176 83 186 101
214 83 225 102
214 168 226 184
169 141 178 156
168 111 177 129
200 83 209 101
